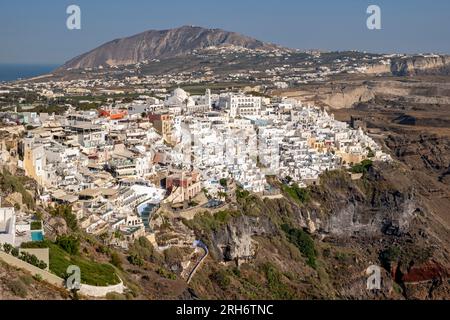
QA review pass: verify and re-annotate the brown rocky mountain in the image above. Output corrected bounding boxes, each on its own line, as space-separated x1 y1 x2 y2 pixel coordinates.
59 25 282 70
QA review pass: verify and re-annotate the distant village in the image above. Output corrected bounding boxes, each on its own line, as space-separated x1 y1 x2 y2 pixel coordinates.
0 84 391 251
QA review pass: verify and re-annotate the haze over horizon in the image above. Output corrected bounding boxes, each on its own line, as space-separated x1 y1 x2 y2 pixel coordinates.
1 0 450 65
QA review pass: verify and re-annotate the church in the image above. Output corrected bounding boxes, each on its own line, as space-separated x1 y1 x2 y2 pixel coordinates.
164 88 211 115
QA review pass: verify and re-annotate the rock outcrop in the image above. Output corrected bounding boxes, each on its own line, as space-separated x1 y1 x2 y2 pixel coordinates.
390 55 450 76
278 77 450 109
204 164 421 263
209 215 277 262
365 55 450 76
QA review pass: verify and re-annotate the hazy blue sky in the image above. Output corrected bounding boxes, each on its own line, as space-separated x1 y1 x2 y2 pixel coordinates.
1 0 450 64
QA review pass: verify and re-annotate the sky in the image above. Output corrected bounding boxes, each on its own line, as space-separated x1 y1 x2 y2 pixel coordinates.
1 0 450 65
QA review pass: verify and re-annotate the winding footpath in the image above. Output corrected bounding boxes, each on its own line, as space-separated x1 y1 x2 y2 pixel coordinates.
186 241 209 284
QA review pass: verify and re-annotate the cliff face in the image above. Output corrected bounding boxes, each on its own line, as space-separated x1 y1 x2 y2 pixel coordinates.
321 84 375 109
279 76 450 109
209 169 419 261
59 26 280 70
185 162 449 299
278 55 450 110
202 165 422 263
209 214 278 262
365 55 450 76
390 55 450 76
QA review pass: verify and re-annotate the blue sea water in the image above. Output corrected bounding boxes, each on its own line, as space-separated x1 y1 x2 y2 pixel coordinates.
0 64 60 82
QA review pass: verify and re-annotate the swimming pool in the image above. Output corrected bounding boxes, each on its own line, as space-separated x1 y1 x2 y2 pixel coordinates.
31 231 44 241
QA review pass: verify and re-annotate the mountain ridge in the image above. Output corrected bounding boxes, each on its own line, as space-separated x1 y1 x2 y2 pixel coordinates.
59 25 285 70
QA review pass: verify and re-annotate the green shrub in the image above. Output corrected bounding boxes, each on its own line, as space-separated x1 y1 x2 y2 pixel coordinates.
96 245 110 255
30 221 42 230
156 267 177 280
21 240 52 249
211 269 231 290
380 246 401 269
282 184 310 204
232 267 241 278
110 251 123 269
261 263 293 299
129 237 163 264
127 254 144 267
3 243 13 254
282 224 317 269
15 250 47 269
11 247 19 257
183 210 240 232
236 188 250 199
0 169 35 209
56 235 80 255
350 159 373 174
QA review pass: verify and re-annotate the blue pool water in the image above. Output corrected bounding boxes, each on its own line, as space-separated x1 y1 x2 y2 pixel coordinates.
31 231 44 241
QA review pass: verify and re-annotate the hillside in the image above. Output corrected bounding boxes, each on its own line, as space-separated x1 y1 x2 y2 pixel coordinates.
59 25 282 70
150 163 450 300
0 154 448 299
0 259 69 300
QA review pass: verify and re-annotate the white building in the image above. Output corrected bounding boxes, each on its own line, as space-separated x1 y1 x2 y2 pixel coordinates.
165 88 210 114
0 201 15 246
219 94 262 118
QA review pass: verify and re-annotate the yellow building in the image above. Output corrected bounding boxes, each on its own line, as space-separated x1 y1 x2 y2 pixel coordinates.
23 139 46 185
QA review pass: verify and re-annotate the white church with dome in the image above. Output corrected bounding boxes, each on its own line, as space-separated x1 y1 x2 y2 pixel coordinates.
165 88 211 114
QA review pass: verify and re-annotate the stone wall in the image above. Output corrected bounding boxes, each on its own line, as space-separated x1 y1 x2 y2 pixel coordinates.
79 281 125 298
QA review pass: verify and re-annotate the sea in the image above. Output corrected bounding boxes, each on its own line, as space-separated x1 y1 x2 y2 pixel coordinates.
0 64 60 82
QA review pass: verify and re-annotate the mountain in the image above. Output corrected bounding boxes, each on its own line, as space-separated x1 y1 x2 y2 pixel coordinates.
59 26 283 70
